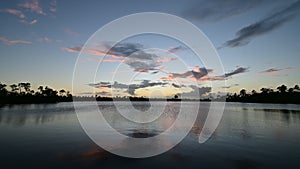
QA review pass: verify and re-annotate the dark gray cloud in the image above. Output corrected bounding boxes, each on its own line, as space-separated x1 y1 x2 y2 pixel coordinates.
225 67 249 77
182 0 263 22
222 1 300 48
161 66 248 81
65 42 177 73
88 80 167 96
222 84 239 89
171 83 181 88
161 67 213 80
168 46 187 53
125 59 160 73
105 42 174 73
105 42 143 57
127 80 167 95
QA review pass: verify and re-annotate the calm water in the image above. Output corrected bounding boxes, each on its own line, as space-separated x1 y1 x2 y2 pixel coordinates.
0 102 300 169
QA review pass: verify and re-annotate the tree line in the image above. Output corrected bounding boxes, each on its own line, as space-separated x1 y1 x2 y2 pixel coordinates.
226 84 300 104
0 82 72 104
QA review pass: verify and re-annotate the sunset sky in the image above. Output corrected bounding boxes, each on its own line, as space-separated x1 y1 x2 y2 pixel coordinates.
0 0 299 98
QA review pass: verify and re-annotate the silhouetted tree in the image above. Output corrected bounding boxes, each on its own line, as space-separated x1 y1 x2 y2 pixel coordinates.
59 89 66 96
288 88 294 93
294 85 300 91
260 88 273 94
0 82 8 96
226 84 300 104
277 85 287 93
0 82 72 104
239 89 247 97
23 82 31 93
10 84 18 93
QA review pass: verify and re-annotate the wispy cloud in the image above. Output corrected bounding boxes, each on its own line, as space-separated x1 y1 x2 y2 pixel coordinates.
258 67 293 77
182 0 262 22
167 46 186 53
63 42 178 73
221 1 300 48
88 80 213 98
18 0 45 15
0 36 32 45
160 66 213 81
49 0 57 13
160 66 248 82
37 36 52 43
0 9 26 18
88 80 167 96
225 67 249 77
222 84 239 89
62 46 82 53
258 67 293 74
19 19 38 25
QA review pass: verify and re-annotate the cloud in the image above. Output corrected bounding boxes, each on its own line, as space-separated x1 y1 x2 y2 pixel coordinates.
30 19 37 24
182 0 262 22
18 0 45 15
171 83 181 88
167 46 186 53
88 80 167 96
177 85 212 98
258 67 293 77
49 0 57 13
160 66 213 81
0 9 26 18
160 66 248 81
258 67 293 74
222 84 239 89
63 46 82 53
0 36 32 45
37 36 52 43
19 19 38 25
221 1 300 48
64 42 178 73
225 67 249 77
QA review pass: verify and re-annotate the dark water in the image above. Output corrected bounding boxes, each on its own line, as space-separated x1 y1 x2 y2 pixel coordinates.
0 102 300 169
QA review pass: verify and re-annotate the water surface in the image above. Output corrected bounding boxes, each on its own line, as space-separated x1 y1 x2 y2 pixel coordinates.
0 102 300 169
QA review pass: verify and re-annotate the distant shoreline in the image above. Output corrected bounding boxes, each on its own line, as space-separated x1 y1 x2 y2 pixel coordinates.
1 82 300 105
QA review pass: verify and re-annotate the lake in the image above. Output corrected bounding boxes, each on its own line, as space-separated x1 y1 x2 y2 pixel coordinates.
0 102 300 169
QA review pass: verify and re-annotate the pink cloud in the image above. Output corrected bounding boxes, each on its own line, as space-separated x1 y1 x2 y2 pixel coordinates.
0 36 32 45
0 9 26 18
62 46 82 53
156 57 178 63
258 67 293 76
18 0 45 15
87 49 125 59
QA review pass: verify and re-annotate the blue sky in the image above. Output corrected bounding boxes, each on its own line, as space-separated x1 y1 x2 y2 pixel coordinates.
0 0 299 97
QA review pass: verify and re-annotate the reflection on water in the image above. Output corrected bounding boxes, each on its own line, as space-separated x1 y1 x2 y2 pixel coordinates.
0 102 300 168
0 103 75 126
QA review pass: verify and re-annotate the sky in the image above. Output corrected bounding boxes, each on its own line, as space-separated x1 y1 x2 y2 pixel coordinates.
0 0 299 98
